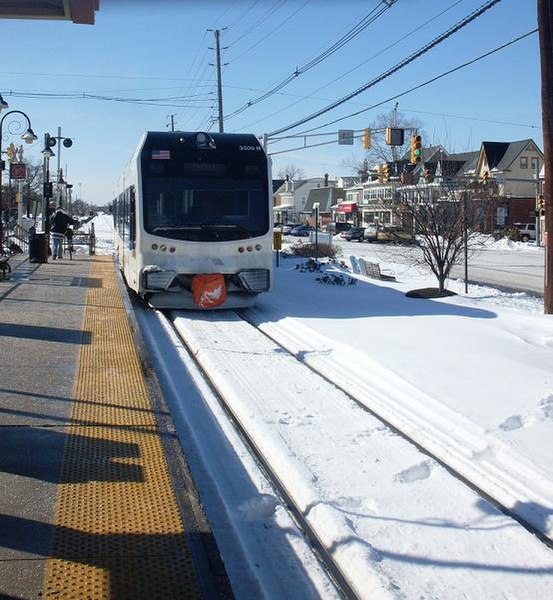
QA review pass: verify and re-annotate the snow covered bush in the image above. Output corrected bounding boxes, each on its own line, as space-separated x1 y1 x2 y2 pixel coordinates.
285 242 340 259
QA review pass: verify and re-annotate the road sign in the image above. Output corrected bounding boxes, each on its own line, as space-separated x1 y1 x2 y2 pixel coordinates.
338 130 354 145
10 163 27 180
273 231 282 250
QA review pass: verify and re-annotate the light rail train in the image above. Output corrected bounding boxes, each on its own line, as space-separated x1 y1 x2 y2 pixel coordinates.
113 131 273 309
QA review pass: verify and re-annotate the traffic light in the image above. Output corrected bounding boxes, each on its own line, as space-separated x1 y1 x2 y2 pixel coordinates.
384 162 391 181
410 134 422 164
538 193 545 215
377 164 384 183
362 128 371 149
424 168 431 182
385 127 405 146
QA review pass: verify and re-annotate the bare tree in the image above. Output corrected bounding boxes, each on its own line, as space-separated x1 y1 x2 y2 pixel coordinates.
276 163 305 180
393 180 497 294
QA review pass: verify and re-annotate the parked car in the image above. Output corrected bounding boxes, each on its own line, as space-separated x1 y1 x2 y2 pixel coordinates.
363 224 378 242
325 222 352 234
282 222 303 235
512 222 536 242
290 225 314 237
341 226 365 241
364 225 415 244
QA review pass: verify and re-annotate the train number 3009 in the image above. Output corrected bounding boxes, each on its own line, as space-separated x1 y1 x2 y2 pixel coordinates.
239 145 262 151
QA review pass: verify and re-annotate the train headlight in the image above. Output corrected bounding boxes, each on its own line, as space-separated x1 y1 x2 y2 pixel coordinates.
236 269 270 292
143 267 176 290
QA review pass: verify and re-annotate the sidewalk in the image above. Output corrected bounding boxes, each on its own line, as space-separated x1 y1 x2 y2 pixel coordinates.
0 254 228 599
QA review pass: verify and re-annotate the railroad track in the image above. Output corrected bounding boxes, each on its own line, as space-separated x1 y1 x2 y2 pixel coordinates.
161 309 356 600
142 306 553 599
234 309 553 552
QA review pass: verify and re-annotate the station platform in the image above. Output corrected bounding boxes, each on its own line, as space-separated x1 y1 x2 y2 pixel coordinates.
0 253 231 599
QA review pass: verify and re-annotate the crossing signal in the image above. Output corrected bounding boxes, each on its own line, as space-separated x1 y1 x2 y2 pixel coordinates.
362 129 371 149
411 134 422 164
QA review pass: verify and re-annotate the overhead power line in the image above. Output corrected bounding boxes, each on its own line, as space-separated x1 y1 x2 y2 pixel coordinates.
266 28 537 156
267 0 502 137
226 0 288 47
224 0 396 120
235 0 463 131
226 0 311 64
233 0 464 132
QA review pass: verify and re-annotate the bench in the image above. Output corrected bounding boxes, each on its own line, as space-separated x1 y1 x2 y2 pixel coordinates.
350 256 396 281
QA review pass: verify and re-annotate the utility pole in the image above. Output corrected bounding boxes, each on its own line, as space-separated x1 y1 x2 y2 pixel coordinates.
538 0 553 313
536 158 541 247
167 114 176 132
208 28 227 133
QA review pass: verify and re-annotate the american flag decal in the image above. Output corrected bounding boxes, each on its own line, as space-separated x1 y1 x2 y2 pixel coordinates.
152 149 171 160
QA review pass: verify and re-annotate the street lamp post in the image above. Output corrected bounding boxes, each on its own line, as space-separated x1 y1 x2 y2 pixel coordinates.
0 105 38 243
50 127 73 207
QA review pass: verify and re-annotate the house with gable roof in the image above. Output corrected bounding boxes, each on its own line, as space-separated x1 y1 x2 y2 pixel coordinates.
341 139 542 230
476 139 543 223
273 176 333 223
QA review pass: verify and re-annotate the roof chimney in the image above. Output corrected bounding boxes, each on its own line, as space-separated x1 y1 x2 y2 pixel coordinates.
324 173 329 187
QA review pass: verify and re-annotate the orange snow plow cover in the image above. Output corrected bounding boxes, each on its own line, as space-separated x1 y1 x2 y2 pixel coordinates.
192 274 227 308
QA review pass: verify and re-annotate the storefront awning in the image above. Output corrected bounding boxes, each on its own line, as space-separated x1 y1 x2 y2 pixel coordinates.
336 202 357 213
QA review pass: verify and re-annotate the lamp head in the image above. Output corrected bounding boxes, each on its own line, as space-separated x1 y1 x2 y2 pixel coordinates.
22 128 38 144
42 147 55 159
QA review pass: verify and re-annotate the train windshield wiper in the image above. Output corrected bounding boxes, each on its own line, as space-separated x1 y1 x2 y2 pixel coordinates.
152 225 202 232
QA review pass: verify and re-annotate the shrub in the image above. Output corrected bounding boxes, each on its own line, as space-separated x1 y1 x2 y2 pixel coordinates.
284 242 340 259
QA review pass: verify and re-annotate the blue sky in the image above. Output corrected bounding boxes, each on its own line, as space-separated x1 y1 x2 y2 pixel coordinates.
1 0 541 205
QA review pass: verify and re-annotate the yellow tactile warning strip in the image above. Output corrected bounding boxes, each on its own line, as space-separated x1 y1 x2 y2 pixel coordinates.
42 256 201 599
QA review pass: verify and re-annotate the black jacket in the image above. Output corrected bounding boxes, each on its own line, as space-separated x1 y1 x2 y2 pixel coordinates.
50 210 78 235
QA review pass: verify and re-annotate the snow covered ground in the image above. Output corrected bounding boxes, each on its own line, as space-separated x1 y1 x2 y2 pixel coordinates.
92 214 553 598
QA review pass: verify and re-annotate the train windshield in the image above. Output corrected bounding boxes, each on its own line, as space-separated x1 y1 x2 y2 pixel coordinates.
142 159 269 241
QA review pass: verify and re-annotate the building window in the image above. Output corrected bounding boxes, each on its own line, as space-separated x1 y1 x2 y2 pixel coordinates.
520 156 528 169
531 157 539 171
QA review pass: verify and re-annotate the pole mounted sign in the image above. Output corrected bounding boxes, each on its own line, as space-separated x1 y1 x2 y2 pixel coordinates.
10 162 27 180
338 130 354 145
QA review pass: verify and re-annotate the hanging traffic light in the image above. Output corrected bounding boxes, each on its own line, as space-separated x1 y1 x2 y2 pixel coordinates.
384 162 391 181
377 164 384 183
424 168 431 182
411 134 422 164
362 129 371 149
